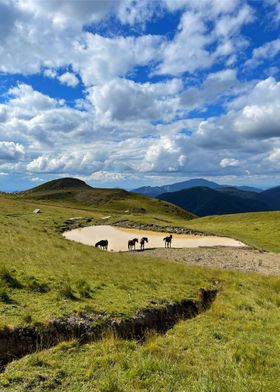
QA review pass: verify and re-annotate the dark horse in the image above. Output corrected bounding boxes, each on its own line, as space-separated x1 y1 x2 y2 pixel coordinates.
140 237 148 251
163 234 173 248
128 238 138 251
95 240 108 250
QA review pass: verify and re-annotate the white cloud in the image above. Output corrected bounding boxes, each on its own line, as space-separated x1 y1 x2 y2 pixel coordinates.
27 150 106 174
180 69 238 109
0 141 25 161
220 158 239 168
234 77 280 138
85 171 125 182
155 1 253 76
58 72 79 87
43 69 57 79
0 1 279 187
265 0 280 22
268 148 280 162
88 77 182 122
246 39 280 68
73 33 163 86
140 135 188 173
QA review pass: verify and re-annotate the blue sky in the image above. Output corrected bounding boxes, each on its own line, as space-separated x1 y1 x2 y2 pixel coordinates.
0 0 280 191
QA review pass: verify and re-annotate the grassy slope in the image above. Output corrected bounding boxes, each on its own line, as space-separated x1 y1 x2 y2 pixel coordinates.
0 195 200 327
185 211 280 252
16 185 194 226
0 195 279 391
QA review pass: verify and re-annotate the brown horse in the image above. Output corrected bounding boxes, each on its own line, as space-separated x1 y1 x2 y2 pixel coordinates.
128 238 138 251
163 234 172 248
95 240 108 250
140 237 148 251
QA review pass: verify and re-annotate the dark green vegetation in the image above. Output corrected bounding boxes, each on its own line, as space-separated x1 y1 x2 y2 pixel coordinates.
0 179 279 391
157 185 280 217
133 178 262 197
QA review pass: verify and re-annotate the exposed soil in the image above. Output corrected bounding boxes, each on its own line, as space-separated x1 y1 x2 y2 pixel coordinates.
0 289 216 371
133 247 280 276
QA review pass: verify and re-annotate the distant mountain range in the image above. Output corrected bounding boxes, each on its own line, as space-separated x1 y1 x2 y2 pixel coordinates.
132 178 262 197
157 185 280 217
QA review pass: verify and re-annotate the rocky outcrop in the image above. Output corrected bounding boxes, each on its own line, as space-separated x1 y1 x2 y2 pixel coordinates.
0 289 217 370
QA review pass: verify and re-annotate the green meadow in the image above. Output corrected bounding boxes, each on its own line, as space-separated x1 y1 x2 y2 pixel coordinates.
0 192 279 391
185 211 280 253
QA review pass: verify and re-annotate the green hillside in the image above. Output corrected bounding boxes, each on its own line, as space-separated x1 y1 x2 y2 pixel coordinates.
0 185 279 391
185 211 280 252
15 178 194 226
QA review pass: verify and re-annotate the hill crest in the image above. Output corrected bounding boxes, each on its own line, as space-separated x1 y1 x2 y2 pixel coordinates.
24 177 93 193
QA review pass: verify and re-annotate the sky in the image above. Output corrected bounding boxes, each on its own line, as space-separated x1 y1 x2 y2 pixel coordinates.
0 0 280 192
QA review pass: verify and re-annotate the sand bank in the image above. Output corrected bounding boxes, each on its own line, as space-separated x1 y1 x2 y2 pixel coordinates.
63 225 246 252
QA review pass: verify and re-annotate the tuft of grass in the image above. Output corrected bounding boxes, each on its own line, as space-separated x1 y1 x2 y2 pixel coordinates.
0 267 23 289
59 281 78 301
0 288 12 304
26 276 49 293
76 279 92 298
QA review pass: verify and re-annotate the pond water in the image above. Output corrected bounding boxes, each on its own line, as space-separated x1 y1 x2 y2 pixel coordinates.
63 225 246 252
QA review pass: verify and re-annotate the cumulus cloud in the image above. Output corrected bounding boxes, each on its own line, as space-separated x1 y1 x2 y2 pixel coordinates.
89 77 182 122
156 1 253 76
0 0 279 187
27 150 107 174
140 135 188 173
73 33 163 86
58 72 79 87
234 77 280 138
0 142 25 161
43 69 57 79
180 69 238 110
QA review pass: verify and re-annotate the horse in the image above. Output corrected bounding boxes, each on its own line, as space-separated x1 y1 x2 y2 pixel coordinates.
95 240 108 250
140 237 148 251
128 238 138 251
163 234 173 248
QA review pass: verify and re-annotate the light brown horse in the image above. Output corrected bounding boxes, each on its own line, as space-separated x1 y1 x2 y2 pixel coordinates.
128 238 138 251
140 237 148 251
163 234 172 248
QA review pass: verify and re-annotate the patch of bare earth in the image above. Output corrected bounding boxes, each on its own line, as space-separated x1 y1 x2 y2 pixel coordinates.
134 247 280 276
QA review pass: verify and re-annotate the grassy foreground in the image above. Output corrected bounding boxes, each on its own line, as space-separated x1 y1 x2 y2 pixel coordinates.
0 196 202 327
0 194 279 391
186 211 280 252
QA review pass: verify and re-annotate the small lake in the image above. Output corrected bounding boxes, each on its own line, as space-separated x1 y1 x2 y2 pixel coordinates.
63 225 246 252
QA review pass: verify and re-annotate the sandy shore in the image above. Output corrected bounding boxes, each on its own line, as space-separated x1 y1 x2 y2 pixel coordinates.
133 247 280 276
63 225 246 252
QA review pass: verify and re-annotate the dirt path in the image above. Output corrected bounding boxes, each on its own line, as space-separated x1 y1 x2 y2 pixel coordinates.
133 247 280 276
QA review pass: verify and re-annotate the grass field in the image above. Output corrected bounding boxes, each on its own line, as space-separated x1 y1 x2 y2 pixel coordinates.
185 212 280 253
0 192 279 391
